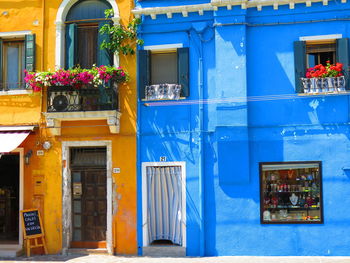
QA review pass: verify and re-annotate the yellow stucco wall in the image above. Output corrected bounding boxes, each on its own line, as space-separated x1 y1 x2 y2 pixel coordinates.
0 0 137 255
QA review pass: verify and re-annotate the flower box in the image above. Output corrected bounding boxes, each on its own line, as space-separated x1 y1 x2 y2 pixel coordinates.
24 65 129 92
301 61 346 94
145 84 182 101
301 76 346 94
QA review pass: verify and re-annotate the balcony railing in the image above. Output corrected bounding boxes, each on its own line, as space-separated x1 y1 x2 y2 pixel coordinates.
300 76 346 94
47 82 118 112
145 84 182 101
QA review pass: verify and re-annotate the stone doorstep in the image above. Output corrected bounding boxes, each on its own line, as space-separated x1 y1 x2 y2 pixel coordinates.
67 248 109 255
0 247 23 258
142 246 186 257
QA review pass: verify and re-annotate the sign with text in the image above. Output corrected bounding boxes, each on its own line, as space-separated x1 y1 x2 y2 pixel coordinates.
20 209 43 238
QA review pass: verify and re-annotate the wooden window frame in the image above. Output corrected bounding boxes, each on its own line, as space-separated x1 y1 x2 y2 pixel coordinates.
2 40 25 90
138 47 189 99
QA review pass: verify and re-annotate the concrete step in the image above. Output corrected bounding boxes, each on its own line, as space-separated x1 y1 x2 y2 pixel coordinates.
143 245 185 257
68 248 109 255
0 247 23 258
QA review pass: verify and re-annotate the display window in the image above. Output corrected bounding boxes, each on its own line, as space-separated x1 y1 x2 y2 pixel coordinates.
260 162 323 224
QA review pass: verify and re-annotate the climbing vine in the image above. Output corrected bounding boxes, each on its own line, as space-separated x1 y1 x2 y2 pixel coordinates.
99 9 143 55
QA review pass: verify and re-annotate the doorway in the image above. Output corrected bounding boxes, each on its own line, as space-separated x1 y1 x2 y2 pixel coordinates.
70 147 107 249
62 141 113 254
142 162 186 251
0 153 20 243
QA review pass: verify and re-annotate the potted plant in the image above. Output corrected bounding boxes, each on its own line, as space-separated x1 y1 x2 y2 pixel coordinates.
301 61 345 94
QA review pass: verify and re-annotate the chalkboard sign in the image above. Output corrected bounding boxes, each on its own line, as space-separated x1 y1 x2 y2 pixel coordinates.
20 209 43 238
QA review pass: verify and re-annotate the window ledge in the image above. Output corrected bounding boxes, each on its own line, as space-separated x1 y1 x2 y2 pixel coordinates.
298 91 350 96
142 97 187 102
0 90 32 96
43 110 121 136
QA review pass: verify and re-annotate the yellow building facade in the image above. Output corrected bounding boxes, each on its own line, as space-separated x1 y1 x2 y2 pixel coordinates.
0 0 137 256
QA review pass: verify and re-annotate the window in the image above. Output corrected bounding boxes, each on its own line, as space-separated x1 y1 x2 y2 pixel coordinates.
0 34 35 91
151 51 178 85
294 38 349 93
260 162 323 224
65 0 112 69
138 48 189 100
306 40 336 68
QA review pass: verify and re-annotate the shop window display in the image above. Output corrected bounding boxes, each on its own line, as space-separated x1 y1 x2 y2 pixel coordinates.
260 162 323 224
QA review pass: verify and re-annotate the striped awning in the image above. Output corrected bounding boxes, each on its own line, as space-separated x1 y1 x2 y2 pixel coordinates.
0 126 34 153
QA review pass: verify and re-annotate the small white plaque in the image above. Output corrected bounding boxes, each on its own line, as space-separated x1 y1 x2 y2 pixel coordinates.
113 168 120 174
160 156 167 162
36 150 44 156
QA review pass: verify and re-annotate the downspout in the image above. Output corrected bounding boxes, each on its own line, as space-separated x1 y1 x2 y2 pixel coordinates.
136 28 143 256
198 40 205 257
41 0 45 71
191 23 212 256
39 0 45 121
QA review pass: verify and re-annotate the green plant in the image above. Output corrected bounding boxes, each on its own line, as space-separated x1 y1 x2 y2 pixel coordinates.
99 9 144 55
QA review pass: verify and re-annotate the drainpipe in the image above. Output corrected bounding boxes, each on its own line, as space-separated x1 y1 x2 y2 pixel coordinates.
41 0 45 71
198 43 205 257
191 22 211 256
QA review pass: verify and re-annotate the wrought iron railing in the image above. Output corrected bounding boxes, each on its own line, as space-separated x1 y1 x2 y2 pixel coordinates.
145 84 182 100
47 82 118 112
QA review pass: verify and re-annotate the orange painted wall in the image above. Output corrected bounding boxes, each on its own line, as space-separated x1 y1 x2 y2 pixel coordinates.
0 0 137 255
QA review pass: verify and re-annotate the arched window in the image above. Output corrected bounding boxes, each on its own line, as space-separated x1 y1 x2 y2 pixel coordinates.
65 0 112 69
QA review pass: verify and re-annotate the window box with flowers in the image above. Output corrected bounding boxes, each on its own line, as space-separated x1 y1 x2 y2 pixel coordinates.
300 61 346 94
25 65 128 112
24 65 129 135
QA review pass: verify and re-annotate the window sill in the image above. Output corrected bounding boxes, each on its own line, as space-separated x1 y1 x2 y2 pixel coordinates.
0 90 32 96
298 91 350 96
142 97 187 102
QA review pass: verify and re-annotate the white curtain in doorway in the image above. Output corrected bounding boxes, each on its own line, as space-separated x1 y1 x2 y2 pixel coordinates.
147 166 182 246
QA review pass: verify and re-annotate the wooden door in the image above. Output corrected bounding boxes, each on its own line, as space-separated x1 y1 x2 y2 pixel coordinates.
71 169 106 248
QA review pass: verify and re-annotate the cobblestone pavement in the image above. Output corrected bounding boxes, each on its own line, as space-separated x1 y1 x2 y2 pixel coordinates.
0 255 350 263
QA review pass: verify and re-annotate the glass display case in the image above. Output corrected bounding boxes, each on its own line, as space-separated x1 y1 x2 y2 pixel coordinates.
260 162 323 224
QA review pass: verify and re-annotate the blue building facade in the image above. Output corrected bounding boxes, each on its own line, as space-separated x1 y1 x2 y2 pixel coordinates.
134 0 350 256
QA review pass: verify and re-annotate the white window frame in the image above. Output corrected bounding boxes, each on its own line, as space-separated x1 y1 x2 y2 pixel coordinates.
141 161 186 248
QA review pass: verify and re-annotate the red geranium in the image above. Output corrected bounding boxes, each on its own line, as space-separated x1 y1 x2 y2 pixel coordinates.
306 61 343 78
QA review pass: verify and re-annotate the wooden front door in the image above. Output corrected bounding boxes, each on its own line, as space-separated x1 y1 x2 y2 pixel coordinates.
71 169 107 248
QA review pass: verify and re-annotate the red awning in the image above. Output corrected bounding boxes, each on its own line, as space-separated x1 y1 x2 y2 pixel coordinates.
0 126 34 153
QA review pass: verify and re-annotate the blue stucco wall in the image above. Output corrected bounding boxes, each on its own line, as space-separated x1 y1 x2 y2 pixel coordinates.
137 0 350 256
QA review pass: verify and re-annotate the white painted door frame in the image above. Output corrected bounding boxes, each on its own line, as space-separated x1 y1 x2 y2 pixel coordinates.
62 141 113 254
141 162 186 248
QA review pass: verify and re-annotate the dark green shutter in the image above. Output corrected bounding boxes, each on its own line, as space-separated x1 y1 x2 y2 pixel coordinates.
0 39 3 88
336 38 349 90
25 34 36 72
138 50 150 99
177 47 189 97
294 41 306 93
65 23 77 69
97 21 112 66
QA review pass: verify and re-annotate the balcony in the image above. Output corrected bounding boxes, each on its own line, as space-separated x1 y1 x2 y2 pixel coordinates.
44 81 121 135
47 83 118 112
